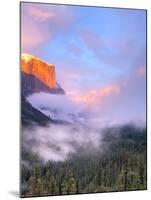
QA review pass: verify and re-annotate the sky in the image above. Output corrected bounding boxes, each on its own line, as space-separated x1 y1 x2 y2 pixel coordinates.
21 2 146 125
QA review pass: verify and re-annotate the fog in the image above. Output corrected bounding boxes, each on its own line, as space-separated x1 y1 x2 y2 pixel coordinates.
23 93 108 162
22 123 102 162
27 90 146 129
23 90 145 162
27 93 85 123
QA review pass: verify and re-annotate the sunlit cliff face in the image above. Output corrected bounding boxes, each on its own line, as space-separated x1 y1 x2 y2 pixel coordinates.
21 53 57 88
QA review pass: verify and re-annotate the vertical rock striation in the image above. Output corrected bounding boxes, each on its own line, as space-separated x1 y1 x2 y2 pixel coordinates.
21 54 65 96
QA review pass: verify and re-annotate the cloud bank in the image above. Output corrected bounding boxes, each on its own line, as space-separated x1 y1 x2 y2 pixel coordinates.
22 124 102 161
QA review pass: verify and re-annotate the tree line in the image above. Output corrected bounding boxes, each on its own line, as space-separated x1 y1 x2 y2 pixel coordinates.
21 124 147 197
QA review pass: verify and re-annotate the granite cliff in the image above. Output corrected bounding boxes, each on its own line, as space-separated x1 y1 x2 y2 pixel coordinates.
21 54 65 96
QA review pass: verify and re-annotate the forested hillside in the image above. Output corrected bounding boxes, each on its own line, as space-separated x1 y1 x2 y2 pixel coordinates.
21 124 147 197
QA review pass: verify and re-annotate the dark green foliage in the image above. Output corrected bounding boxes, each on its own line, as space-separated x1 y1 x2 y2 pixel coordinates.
21 125 147 197
60 171 76 194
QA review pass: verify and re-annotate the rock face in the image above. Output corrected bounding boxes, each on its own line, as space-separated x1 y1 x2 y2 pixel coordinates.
21 71 65 96
21 54 65 96
21 94 52 126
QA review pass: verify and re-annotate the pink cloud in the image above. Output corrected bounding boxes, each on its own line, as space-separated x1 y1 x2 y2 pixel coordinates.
137 65 146 77
70 84 121 104
21 15 51 51
27 6 56 21
21 3 75 52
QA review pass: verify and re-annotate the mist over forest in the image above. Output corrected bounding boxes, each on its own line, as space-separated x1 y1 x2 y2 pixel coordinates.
21 119 147 197
21 67 146 197
21 91 147 197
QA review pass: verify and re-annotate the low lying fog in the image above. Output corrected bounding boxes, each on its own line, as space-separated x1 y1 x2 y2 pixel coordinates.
29 94 86 125
23 92 145 162
27 92 145 128
22 124 102 161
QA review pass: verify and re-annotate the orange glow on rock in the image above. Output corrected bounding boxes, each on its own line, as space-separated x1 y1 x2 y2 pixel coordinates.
21 53 57 88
